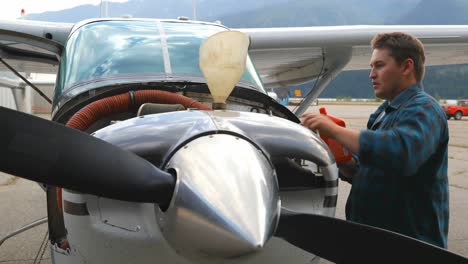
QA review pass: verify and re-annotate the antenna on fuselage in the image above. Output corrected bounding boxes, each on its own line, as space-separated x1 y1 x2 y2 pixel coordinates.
199 31 250 110
192 0 197 20
100 0 108 17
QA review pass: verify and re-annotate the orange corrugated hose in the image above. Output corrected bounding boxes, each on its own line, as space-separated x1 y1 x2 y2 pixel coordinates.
57 90 210 209
67 90 210 131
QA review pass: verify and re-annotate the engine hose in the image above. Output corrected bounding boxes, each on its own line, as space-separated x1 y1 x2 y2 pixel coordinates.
67 90 210 131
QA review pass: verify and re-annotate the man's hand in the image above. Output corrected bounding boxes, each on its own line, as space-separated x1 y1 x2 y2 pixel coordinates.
301 112 361 155
301 113 339 138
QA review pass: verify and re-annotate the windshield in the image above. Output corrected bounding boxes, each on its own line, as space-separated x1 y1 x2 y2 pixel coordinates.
55 20 265 102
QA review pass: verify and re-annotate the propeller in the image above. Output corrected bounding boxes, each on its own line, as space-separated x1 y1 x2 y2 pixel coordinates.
0 106 175 206
276 211 468 263
3 104 467 263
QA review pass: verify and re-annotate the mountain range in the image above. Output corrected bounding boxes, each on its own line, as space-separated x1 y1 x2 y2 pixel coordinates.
27 0 464 26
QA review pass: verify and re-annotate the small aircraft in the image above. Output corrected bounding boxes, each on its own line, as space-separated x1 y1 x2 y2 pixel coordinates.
1 17 468 263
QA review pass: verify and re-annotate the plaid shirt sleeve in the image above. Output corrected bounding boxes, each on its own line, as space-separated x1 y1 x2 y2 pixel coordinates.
358 96 447 176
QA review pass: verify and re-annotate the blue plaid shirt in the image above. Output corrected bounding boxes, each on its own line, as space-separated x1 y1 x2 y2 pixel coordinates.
346 84 449 248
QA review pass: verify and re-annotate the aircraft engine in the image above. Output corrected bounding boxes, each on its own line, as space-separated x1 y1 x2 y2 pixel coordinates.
91 109 338 262
0 105 340 263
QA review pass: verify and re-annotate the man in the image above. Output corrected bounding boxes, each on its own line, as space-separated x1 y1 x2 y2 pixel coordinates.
301 32 449 248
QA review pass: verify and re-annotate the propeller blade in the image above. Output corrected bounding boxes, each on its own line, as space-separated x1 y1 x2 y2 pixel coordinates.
276 212 468 264
0 107 175 205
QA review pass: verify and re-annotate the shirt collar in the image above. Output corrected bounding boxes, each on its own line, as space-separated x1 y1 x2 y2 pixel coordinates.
386 83 421 111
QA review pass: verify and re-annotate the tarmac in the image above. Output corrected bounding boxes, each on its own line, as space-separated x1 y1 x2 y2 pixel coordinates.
1 104 467 263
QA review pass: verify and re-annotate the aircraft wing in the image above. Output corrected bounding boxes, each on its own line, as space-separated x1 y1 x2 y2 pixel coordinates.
2 21 468 88
239 25 468 88
0 19 72 74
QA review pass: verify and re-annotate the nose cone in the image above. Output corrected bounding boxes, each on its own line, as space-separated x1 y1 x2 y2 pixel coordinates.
159 134 280 261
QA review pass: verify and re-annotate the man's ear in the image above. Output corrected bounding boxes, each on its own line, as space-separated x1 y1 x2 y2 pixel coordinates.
401 58 415 77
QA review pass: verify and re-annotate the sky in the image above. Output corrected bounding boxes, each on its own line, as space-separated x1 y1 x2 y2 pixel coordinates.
1 0 128 20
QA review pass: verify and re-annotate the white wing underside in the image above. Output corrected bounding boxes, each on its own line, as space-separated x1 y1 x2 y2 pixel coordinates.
239 25 468 88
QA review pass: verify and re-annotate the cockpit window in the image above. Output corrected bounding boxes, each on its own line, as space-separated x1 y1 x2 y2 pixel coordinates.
164 22 221 75
55 20 265 102
57 21 164 95
163 22 263 89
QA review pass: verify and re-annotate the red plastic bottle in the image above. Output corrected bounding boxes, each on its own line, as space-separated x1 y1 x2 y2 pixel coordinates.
319 107 352 164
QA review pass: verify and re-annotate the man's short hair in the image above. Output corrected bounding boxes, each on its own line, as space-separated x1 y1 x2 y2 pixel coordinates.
371 32 426 82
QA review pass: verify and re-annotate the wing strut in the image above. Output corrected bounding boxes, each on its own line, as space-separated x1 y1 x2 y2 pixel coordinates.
293 46 352 117
293 68 338 117
0 58 52 104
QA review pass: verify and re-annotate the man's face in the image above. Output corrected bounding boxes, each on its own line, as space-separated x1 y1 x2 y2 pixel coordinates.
369 48 405 101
